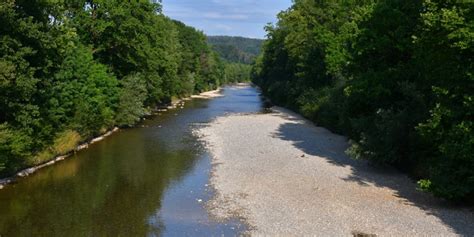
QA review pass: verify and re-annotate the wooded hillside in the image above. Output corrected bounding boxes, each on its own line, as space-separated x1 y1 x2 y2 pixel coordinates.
208 36 263 64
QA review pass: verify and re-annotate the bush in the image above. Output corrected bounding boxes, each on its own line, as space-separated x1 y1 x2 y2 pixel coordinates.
32 130 81 165
0 124 32 176
116 74 148 127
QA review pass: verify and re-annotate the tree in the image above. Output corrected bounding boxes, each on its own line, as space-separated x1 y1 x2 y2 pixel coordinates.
115 74 148 127
414 0 474 200
70 0 179 104
253 0 473 200
0 0 232 177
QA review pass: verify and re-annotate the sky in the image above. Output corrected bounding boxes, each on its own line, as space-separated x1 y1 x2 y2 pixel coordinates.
162 0 293 39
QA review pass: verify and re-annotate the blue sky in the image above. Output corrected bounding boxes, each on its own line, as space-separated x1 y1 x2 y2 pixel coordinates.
162 0 292 39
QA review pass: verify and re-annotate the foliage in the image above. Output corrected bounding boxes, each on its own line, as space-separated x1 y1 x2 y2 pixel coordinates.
208 36 263 64
0 0 243 177
413 0 474 199
0 0 64 175
225 63 252 83
49 38 118 138
33 130 82 165
0 123 32 175
115 74 148 127
173 21 227 94
69 0 180 104
343 0 424 164
253 0 473 200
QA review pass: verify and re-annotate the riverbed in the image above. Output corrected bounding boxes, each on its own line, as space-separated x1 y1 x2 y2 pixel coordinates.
2 84 473 236
0 85 263 236
198 108 474 236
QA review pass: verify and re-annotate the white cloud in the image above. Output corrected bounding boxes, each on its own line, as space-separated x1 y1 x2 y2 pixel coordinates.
203 12 249 20
213 23 232 31
162 0 292 38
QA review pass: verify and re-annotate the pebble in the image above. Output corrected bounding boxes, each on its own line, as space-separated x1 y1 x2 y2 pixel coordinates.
198 107 474 236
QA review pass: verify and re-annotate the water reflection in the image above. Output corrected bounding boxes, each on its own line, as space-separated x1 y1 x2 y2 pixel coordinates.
0 85 263 236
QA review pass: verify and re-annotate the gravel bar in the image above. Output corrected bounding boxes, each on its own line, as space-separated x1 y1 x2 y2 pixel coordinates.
197 108 474 236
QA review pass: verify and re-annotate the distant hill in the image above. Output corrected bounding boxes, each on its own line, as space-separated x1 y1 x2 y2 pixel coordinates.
207 36 264 64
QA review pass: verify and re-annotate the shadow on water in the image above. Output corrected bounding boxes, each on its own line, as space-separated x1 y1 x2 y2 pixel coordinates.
273 112 474 236
0 85 263 236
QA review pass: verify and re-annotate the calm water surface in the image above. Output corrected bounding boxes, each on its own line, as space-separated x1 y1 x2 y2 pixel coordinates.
0 86 263 236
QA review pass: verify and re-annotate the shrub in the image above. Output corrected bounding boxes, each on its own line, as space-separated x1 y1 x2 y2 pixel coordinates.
116 74 148 127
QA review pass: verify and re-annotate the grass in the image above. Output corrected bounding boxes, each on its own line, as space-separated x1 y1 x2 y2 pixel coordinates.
30 130 81 165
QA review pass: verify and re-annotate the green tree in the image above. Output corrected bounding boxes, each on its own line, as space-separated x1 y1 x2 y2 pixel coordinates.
208 36 263 64
116 74 148 127
343 0 424 164
414 0 474 200
253 0 473 200
0 0 63 175
225 63 252 83
70 0 179 104
50 39 118 137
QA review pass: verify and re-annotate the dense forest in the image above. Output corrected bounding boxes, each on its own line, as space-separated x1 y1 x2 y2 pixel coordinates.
253 0 473 201
208 36 263 83
0 0 246 177
208 36 263 64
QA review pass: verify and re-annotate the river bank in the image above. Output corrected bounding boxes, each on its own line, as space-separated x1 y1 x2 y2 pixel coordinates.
0 88 224 190
0 85 261 236
197 107 474 236
0 127 119 189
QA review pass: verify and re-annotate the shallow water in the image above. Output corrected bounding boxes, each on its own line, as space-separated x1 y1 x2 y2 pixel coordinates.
0 86 263 236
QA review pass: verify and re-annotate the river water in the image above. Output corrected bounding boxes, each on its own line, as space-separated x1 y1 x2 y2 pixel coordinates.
0 85 263 236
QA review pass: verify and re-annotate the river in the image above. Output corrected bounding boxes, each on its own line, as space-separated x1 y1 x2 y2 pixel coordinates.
0 85 263 236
